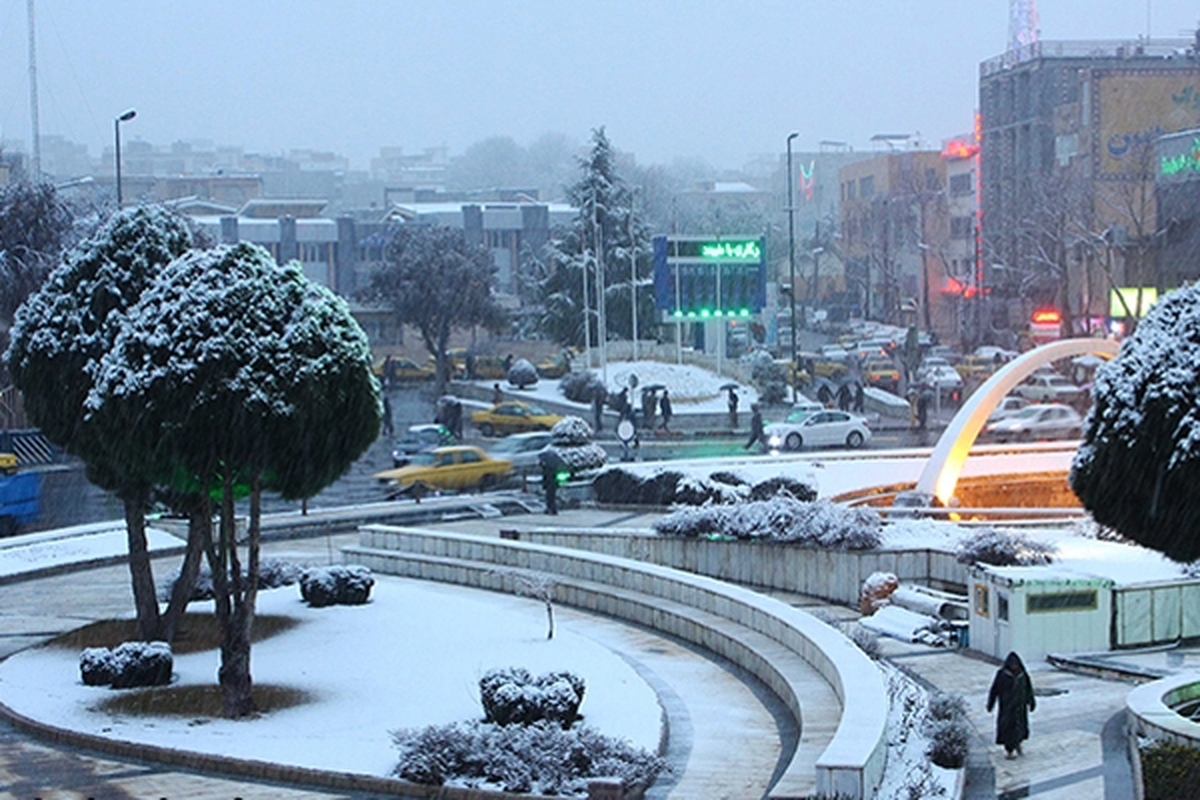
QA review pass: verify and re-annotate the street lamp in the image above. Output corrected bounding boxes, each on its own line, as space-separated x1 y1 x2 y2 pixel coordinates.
114 108 136 206
786 132 799 381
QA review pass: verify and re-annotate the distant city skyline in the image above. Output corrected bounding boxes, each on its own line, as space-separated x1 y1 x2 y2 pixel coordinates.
0 1 1197 174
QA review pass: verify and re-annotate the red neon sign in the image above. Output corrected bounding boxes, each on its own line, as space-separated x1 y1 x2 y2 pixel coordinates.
1031 308 1061 325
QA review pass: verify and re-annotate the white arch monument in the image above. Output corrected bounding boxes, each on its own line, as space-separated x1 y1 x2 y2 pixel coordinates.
913 338 1121 505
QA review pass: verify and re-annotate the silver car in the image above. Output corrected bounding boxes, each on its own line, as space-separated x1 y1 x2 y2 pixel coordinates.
985 403 1083 443
487 431 554 473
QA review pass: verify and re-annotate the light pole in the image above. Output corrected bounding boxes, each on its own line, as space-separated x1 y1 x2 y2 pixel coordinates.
786 132 799 381
629 187 639 362
114 108 136 206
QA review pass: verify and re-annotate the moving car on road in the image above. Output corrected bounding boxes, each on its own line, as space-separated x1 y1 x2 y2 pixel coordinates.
984 403 1083 443
487 431 554 473
390 424 457 468
1011 373 1084 404
471 401 563 437
764 409 872 451
374 445 513 493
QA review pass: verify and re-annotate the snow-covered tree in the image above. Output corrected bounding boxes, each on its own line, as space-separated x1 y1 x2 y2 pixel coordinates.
88 242 380 717
6 206 196 641
538 127 657 348
358 224 506 396
1071 283 1200 561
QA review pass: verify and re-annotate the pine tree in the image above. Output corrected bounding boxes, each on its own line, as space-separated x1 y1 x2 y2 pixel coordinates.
538 128 657 348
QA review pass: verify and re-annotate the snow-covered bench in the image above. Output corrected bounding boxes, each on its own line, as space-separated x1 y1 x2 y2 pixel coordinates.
347 525 888 799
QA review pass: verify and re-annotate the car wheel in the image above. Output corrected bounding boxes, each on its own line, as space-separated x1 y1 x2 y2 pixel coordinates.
478 474 496 491
479 422 495 437
785 432 802 450
1018 430 1032 442
1068 427 1082 438
846 431 864 448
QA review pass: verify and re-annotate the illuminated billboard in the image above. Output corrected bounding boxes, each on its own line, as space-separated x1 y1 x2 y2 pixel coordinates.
652 236 767 318
1095 70 1200 178
1109 287 1158 318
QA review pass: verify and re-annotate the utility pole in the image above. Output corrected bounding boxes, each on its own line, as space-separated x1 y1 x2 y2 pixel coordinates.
27 0 39 180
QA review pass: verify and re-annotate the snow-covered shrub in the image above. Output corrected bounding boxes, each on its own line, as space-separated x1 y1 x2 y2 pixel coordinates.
749 352 789 406
547 443 607 476
479 667 586 728
300 565 375 607
551 415 593 446
507 358 538 388
672 474 748 506
845 622 882 659
157 557 301 602
955 528 1055 566
80 641 173 689
748 475 817 502
559 370 604 404
653 496 883 549
392 720 668 795
79 647 116 686
1140 738 1200 800
592 467 684 506
708 470 747 487
924 690 970 769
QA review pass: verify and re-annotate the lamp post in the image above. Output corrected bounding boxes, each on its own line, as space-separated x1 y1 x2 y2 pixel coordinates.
786 132 799 383
114 108 136 206
629 187 639 362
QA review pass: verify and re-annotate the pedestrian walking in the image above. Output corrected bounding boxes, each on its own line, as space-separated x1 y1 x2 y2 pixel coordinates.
538 449 564 515
642 388 658 432
727 387 740 429
987 651 1036 759
592 384 607 431
744 403 764 450
449 398 463 440
492 383 503 406
837 383 851 411
659 389 673 432
381 394 394 439
853 382 865 413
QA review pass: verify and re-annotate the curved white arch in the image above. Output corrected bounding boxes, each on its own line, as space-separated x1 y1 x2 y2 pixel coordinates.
914 338 1121 504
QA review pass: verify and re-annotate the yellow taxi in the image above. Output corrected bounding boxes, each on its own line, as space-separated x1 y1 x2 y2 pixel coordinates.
471 401 563 437
863 357 901 392
373 446 513 492
373 355 435 383
956 355 1000 383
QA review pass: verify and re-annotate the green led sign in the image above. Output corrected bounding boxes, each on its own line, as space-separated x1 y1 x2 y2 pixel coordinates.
1160 137 1200 178
700 240 762 261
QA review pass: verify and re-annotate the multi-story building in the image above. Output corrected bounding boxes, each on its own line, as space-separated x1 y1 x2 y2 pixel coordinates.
979 34 1200 336
838 149 957 343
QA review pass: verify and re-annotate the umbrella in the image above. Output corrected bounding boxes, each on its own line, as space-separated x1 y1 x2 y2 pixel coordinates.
718 382 740 391
642 383 666 392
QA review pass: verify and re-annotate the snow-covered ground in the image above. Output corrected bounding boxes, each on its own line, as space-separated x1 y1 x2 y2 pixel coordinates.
0 575 661 779
0 521 181 579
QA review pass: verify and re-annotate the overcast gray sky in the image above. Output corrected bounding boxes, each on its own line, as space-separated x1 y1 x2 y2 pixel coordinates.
0 1 1197 172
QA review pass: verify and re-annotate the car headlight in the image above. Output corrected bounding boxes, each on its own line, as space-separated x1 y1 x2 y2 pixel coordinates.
767 434 782 447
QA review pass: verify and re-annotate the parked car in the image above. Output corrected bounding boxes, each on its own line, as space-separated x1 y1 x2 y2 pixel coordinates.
487 431 553 473
956 354 1001 383
390 423 457 468
926 345 961 365
986 395 1031 425
471 401 564 436
763 409 871 451
1011 373 1084 404
536 351 573 379
984 403 1083 443
373 356 434 383
974 345 1018 363
374 445 513 492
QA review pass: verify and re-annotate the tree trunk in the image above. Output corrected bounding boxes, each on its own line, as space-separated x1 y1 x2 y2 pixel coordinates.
159 496 210 644
215 471 262 719
122 491 162 641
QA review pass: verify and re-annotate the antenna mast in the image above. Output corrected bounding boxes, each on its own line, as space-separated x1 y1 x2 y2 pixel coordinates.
27 0 40 180
1008 0 1039 56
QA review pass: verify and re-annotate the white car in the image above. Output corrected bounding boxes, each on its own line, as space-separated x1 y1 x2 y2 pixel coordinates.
986 395 1031 424
764 409 871 451
917 358 964 395
486 431 553 473
984 403 1084 443
1011 373 1084 404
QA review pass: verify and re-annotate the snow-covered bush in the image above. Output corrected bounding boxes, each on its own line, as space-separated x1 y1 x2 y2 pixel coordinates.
507 358 538 388
708 470 747 487
551 415 593 446
749 475 818 502
392 720 668 795
845 622 882 659
157 557 302 602
299 565 375 607
673 474 748 506
654 496 883 549
955 528 1055 566
593 467 685 506
925 715 971 769
79 641 173 689
748 351 789 406
559 370 604 404
479 667 586 728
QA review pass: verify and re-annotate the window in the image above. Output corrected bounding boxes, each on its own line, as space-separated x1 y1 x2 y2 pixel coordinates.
974 584 989 617
459 450 481 464
859 176 875 199
997 593 1009 621
1027 590 1097 613
950 216 974 239
846 181 857 200
949 173 973 195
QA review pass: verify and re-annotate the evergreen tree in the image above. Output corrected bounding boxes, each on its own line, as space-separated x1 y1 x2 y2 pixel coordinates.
538 127 657 349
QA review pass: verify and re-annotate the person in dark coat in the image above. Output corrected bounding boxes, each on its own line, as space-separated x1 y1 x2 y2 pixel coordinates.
658 389 673 432
449 399 463 440
744 403 764 450
538 448 564 515
592 384 607 431
727 387 739 429
837 383 852 411
642 388 658 431
492 383 504 406
853 382 865 413
987 651 1036 759
381 394 394 438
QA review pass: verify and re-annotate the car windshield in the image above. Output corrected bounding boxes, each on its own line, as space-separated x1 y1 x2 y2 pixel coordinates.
785 410 817 423
1011 406 1045 420
1047 377 1074 386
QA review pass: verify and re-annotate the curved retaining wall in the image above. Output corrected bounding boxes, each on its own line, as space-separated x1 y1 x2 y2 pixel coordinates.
1127 674 1200 746
347 525 889 799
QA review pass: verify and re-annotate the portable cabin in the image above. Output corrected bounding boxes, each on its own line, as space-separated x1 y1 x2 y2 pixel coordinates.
969 565 1113 662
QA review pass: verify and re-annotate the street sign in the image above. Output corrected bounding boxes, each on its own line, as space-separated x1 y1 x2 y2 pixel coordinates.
652 235 767 318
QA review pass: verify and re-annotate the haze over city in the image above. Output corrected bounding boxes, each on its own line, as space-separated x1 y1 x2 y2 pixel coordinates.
0 0 1198 174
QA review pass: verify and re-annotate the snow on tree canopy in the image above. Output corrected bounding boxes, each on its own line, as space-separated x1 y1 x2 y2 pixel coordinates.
85 241 380 498
1071 282 1200 561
